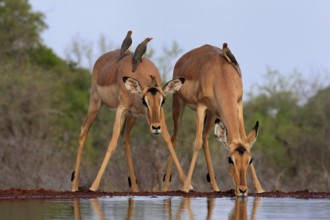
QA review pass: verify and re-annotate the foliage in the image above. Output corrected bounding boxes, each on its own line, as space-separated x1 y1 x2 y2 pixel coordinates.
244 69 330 191
28 45 67 69
0 0 329 192
0 0 47 60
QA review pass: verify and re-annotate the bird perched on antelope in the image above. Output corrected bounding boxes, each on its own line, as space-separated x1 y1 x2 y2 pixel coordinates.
132 37 153 72
222 42 241 77
118 30 133 61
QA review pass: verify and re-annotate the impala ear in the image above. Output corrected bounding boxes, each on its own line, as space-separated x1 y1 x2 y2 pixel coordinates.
162 78 185 95
123 77 143 96
247 121 259 149
214 119 229 150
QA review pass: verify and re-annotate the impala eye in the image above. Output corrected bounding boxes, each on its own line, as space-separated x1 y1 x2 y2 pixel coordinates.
142 97 147 107
249 158 254 164
228 157 234 164
161 97 166 107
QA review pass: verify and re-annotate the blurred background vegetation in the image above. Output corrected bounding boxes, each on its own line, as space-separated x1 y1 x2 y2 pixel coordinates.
0 0 329 192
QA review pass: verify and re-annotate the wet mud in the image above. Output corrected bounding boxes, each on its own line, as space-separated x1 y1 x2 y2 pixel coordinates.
0 188 329 200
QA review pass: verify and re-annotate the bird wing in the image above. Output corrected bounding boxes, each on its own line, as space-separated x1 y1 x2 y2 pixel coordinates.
133 44 146 60
120 38 132 56
227 50 238 65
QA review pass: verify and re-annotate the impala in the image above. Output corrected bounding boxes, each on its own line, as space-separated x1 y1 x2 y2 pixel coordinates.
163 44 264 196
71 49 186 192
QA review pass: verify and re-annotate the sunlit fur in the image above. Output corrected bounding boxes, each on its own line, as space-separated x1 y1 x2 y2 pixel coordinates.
163 44 264 196
72 49 186 193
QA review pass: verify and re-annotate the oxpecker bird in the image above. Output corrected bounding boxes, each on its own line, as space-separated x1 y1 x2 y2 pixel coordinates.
222 42 241 77
118 30 132 61
132 37 153 72
223 42 238 65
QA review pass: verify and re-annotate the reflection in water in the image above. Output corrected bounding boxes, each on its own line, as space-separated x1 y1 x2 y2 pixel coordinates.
90 198 106 220
229 198 247 220
72 196 260 220
1 196 328 220
173 198 194 220
73 198 80 220
127 198 135 220
206 198 215 220
251 197 261 219
229 197 260 220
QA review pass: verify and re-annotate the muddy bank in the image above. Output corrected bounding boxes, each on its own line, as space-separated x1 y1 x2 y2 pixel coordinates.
0 188 329 200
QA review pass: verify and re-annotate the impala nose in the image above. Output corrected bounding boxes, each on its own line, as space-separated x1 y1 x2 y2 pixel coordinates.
239 188 247 196
239 188 247 194
151 125 161 134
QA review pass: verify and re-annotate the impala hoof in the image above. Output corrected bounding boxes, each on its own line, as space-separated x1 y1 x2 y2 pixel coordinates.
89 187 97 192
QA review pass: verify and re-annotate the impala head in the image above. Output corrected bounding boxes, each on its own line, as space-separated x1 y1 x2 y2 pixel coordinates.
214 119 259 197
123 76 185 135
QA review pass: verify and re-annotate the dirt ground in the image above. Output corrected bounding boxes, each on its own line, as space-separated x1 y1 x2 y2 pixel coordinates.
0 188 329 200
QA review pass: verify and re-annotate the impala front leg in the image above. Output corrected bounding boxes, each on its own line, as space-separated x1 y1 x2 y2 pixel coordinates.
161 111 187 188
237 100 247 140
249 163 264 193
90 107 127 191
163 95 184 191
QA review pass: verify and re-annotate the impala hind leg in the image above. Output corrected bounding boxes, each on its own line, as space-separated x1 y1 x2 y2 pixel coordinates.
72 93 101 192
162 95 185 191
122 116 139 192
90 107 127 191
183 105 207 192
202 114 220 191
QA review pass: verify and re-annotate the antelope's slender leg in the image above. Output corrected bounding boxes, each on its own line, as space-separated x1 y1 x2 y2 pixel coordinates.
123 116 138 192
163 95 185 191
183 105 207 192
249 163 264 193
72 93 101 192
90 107 127 191
161 110 187 187
237 99 247 140
202 114 220 191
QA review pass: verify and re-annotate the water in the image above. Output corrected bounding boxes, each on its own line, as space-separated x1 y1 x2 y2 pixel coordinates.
0 196 329 220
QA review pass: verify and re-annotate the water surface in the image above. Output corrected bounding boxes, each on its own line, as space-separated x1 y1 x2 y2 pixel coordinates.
1 196 329 220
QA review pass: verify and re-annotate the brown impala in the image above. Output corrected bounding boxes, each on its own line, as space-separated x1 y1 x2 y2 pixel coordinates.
163 44 264 196
71 49 187 192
